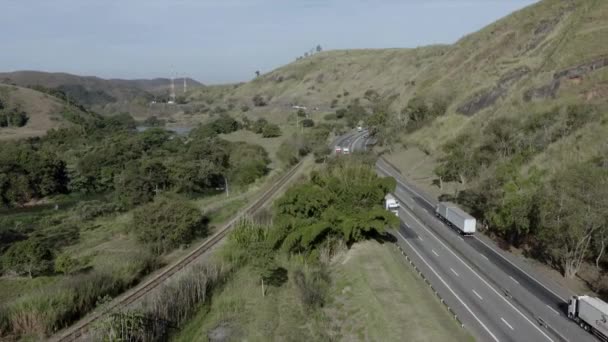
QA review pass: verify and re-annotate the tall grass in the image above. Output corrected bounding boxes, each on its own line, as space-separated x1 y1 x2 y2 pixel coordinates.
93 261 231 341
0 252 159 339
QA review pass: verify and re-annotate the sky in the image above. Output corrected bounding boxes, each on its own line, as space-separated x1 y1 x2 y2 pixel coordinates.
1 0 538 84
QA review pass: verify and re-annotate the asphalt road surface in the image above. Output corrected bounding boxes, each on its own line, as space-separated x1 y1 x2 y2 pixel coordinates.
342 130 598 342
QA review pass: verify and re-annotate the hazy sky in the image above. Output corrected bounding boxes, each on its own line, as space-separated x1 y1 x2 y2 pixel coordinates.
1 0 537 84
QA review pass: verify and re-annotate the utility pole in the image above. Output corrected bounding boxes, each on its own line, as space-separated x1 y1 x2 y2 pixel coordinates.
183 76 187 93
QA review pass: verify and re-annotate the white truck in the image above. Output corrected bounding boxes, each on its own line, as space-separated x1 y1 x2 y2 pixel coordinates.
342 147 350 155
435 202 476 235
568 295 608 340
385 194 400 217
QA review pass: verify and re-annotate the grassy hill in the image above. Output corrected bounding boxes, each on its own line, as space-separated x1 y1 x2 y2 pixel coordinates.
0 71 204 117
0 84 91 140
185 0 607 184
182 0 608 286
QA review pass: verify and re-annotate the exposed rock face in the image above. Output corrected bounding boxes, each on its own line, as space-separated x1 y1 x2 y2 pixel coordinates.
524 56 608 102
457 66 531 116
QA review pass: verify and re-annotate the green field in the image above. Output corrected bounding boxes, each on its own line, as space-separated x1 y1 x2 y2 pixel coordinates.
173 240 472 342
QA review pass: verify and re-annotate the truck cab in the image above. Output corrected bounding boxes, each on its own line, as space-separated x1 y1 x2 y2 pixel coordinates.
385 194 400 217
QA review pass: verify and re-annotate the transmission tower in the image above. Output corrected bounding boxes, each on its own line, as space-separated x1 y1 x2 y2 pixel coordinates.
169 74 176 104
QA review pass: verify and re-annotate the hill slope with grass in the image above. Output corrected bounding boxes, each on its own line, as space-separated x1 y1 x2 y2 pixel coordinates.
185 0 608 288
0 84 92 140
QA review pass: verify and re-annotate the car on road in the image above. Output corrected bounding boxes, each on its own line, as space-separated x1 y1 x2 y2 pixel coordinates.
342 147 350 154
335 146 342 153
357 126 363 132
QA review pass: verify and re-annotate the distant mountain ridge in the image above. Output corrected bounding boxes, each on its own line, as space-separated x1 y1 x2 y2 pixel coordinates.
0 70 203 108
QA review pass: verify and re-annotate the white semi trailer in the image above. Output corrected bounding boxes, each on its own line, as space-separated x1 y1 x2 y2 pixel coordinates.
385 194 400 217
568 295 608 340
435 202 476 235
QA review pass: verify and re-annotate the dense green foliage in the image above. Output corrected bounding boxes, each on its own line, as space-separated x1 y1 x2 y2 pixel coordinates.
434 104 607 279
131 197 208 254
0 142 68 206
261 123 282 137
272 157 398 252
0 108 28 127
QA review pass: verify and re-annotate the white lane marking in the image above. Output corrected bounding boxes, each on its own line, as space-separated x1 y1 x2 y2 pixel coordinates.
501 317 514 330
545 305 560 315
481 254 489 261
399 207 555 342
379 161 571 302
472 289 484 300
509 276 520 285
450 268 460 277
396 231 500 342
432 249 439 257
418 236 424 242
458 236 465 241
473 235 570 302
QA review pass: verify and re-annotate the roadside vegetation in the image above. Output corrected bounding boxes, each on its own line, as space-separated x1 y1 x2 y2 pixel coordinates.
0 104 275 339
92 155 403 340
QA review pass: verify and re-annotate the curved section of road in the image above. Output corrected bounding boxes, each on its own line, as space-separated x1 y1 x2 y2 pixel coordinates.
343 131 597 342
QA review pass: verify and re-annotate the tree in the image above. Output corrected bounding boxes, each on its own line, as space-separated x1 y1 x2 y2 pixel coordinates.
272 159 398 252
252 118 268 134
255 70 260 77
131 197 208 254
537 165 608 278
2 238 53 277
297 109 307 118
316 45 322 53
301 119 314 128
262 123 282 138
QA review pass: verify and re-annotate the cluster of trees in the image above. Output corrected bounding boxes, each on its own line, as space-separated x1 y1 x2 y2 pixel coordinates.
277 122 334 165
0 100 28 128
0 142 68 206
296 44 323 60
242 117 282 138
435 105 599 186
0 108 28 127
401 96 447 132
0 111 271 277
222 156 397 299
435 104 606 279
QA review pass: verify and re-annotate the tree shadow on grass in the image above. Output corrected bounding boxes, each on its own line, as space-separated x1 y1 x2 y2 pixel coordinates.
263 267 289 287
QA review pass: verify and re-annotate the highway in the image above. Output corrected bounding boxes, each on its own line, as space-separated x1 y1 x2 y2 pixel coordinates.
337 131 598 342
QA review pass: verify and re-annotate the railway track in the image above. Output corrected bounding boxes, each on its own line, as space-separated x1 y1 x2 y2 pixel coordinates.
52 160 304 342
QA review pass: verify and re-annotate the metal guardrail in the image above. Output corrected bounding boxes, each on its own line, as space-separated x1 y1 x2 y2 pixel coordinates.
395 244 466 329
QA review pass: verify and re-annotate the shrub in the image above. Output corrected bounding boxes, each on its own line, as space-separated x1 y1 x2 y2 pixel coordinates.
54 254 89 275
330 99 338 108
131 197 208 254
293 267 330 310
301 119 314 127
262 123 282 138
252 94 267 107
74 200 118 221
297 109 306 117
335 108 346 119
1 238 53 277
252 118 268 134
241 105 250 112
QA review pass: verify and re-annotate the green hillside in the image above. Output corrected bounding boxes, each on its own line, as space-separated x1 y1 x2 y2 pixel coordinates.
183 0 608 287
0 84 93 140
